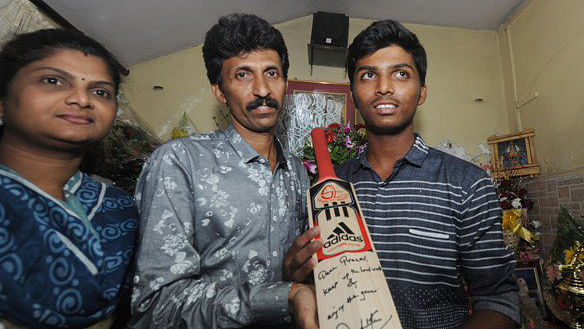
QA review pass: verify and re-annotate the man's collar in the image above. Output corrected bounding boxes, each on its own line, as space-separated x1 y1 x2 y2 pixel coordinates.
224 124 289 169
352 133 429 173
408 134 430 166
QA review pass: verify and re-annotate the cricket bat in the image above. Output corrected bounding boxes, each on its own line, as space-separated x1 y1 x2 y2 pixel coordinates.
307 127 402 329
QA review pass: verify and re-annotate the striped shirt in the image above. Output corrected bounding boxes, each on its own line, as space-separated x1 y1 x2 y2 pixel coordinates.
335 135 520 329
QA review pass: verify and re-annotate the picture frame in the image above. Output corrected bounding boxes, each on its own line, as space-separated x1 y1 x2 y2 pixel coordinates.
514 260 547 317
487 129 540 178
286 79 357 125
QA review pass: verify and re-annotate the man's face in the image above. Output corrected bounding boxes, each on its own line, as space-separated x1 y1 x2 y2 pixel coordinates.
352 45 426 136
212 49 286 135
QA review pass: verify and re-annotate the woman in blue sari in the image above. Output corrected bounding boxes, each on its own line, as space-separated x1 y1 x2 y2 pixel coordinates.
0 29 138 328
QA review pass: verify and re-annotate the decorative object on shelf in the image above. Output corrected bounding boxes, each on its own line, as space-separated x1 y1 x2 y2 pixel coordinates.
488 129 540 178
516 260 547 328
278 92 349 158
300 122 367 181
494 170 539 251
543 208 584 327
495 170 533 209
503 208 538 245
172 112 200 139
286 80 357 125
557 240 584 329
434 140 492 173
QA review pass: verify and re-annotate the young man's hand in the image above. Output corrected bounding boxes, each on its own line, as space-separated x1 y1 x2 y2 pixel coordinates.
289 283 319 329
283 227 323 282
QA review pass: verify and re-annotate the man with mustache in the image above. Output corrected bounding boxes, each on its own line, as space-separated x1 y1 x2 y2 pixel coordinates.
130 13 319 329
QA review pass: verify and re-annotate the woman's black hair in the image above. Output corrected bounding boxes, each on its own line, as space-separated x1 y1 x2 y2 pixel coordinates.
0 28 121 100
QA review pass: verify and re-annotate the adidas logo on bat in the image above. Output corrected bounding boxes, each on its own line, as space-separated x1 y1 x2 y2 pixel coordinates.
324 222 363 248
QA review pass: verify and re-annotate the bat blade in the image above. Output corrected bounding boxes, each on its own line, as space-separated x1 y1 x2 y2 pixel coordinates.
308 128 402 329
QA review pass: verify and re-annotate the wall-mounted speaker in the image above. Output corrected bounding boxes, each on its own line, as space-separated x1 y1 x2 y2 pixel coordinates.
310 11 349 48
308 11 349 71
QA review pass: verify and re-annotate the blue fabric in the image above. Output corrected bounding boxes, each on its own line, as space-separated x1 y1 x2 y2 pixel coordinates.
0 169 138 328
335 135 520 328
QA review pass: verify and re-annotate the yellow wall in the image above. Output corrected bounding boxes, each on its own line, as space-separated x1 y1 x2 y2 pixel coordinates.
498 0 584 175
125 15 509 158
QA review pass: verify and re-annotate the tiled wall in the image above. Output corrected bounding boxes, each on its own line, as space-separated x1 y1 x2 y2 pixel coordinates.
527 172 584 255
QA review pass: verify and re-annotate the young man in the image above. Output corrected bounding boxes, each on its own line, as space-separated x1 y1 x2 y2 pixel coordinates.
130 14 318 329
334 20 520 328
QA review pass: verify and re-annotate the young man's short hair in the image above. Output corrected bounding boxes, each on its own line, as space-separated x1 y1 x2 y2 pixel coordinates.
347 19 427 86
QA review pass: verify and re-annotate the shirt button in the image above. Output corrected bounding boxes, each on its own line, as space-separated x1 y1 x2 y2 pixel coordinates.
272 251 278 257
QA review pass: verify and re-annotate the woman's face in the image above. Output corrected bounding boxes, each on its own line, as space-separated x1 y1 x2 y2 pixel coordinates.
0 48 117 152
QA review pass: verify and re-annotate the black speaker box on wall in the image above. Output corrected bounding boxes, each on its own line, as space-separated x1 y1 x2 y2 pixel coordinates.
310 11 349 48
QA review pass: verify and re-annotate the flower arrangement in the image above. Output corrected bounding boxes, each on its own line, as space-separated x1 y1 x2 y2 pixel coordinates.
302 123 367 179
80 120 160 193
494 172 540 253
494 172 533 210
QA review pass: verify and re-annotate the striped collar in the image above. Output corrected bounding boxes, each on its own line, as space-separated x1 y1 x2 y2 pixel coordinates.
352 133 430 173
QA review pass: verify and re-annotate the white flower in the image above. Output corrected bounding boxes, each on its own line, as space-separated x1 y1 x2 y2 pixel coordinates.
511 198 522 209
161 233 188 257
224 297 241 315
162 177 178 190
248 202 262 214
170 251 193 274
248 263 268 285
162 153 176 165
149 277 165 291
161 209 174 220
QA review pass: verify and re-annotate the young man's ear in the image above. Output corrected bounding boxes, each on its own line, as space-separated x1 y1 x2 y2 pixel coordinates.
417 85 427 106
212 84 227 104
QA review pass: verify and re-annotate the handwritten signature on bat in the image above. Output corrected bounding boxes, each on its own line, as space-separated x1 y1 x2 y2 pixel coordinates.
334 310 392 329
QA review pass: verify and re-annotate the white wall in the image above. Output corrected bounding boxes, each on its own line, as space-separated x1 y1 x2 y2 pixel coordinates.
125 15 509 159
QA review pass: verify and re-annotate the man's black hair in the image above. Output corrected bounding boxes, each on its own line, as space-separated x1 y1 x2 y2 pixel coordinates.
347 19 427 86
202 13 289 86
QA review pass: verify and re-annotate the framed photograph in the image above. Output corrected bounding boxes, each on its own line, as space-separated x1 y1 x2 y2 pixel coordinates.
514 261 547 317
286 80 357 125
487 129 540 178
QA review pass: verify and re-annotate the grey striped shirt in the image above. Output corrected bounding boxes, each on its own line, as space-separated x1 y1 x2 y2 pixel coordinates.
335 135 520 329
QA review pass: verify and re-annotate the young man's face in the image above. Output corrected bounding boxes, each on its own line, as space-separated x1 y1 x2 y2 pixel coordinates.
352 45 426 136
212 49 286 135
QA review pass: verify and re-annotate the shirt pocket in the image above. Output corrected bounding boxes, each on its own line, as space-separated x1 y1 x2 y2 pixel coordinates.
408 228 450 240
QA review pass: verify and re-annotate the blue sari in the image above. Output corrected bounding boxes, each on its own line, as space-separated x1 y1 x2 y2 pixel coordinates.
0 168 138 328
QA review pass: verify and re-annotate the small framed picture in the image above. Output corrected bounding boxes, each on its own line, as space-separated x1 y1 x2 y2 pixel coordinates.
286 80 356 125
487 129 540 178
514 262 547 317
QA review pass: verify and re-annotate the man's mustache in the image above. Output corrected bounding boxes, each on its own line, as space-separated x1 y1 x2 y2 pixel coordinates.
246 97 280 111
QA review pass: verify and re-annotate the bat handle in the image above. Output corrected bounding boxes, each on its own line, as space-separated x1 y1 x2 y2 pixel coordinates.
311 127 337 180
